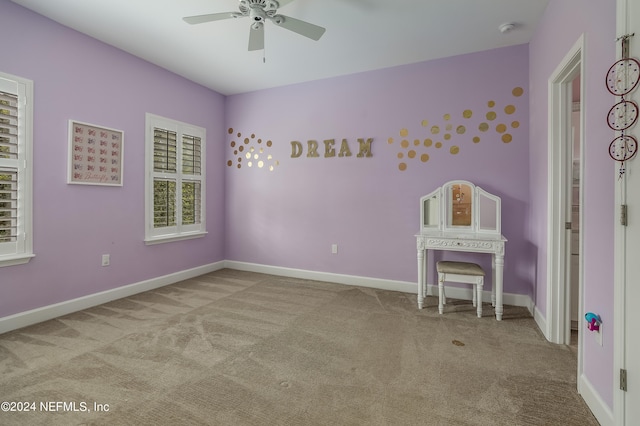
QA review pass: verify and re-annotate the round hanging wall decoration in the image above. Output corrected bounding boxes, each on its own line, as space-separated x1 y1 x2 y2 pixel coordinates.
606 57 640 96
607 100 639 131
609 135 638 162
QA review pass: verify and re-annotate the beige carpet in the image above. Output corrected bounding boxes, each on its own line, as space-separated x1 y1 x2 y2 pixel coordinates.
0 269 598 425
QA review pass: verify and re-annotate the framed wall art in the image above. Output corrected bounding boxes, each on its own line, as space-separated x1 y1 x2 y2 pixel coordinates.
68 120 124 186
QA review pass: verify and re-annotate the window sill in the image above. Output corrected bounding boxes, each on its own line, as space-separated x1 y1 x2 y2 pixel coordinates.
144 231 207 246
0 253 35 268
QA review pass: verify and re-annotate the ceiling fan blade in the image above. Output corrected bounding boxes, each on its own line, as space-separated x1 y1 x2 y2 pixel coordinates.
183 12 238 25
273 15 325 41
248 24 265 51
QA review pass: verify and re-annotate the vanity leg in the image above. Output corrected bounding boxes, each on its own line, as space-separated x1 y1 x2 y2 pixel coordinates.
491 254 497 307
417 248 424 309
495 255 505 321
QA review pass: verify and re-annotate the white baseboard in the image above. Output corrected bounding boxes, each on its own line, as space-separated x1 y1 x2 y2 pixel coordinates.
578 373 614 426
224 260 418 293
534 305 549 341
0 261 225 335
224 260 534 310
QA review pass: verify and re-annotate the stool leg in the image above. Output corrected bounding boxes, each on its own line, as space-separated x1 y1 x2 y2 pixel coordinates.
472 285 477 307
438 275 444 314
477 279 483 318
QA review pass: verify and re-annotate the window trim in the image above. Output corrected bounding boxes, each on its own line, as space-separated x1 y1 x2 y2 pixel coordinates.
144 113 206 245
0 71 34 268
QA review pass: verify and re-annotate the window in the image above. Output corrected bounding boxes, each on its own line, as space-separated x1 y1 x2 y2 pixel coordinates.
0 72 33 267
145 113 206 244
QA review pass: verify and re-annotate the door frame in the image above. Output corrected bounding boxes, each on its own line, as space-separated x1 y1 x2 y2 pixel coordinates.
614 1 634 424
546 36 585 354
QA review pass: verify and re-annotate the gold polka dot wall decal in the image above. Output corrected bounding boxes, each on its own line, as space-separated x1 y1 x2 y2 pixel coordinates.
227 130 279 171
421 120 429 127
502 134 513 143
473 136 481 143
479 123 489 132
488 100 495 108
400 128 409 137
504 105 516 115
463 109 473 119
421 153 430 162
424 139 433 147
496 123 507 133
401 140 410 148
444 133 451 141
431 126 440 135
456 125 466 134
388 137 394 144
228 128 234 134
444 113 451 121
512 87 524 97
435 142 443 148
399 162 407 171
450 146 460 155
486 111 497 121
512 121 520 128
408 150 417 159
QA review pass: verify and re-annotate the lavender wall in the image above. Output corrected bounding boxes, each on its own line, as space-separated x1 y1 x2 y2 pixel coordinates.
529 0 616 409
0 1 226 318
225 45 531 295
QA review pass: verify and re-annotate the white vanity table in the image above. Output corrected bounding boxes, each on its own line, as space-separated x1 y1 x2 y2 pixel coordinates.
416 180 507 320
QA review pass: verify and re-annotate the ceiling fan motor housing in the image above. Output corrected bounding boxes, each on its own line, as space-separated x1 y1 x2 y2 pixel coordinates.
239 0 279 21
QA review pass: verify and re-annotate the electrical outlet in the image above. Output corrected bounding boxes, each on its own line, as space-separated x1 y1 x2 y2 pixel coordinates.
596 324 603 346
331 244 338 254
101 254 110 267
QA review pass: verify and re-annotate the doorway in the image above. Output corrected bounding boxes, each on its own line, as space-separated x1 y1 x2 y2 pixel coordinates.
569 77 582 350
546 36 584 356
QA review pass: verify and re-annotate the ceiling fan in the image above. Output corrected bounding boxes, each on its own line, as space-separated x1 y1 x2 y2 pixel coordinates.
183 0 326 51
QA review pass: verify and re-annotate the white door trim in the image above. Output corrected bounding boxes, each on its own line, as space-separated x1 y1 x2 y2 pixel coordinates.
546 35 585 348
614 1 630 424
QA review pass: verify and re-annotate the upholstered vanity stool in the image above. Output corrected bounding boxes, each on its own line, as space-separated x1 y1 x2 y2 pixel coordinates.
436 260 485 317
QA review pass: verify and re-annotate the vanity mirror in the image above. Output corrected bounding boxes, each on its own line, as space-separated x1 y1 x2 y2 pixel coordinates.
419 180 501 235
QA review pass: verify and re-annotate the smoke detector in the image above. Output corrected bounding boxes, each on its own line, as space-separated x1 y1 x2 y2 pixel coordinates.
499 23 516 34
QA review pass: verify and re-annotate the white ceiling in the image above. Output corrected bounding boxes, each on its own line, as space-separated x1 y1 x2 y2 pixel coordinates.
10 0 549 96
